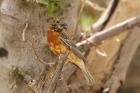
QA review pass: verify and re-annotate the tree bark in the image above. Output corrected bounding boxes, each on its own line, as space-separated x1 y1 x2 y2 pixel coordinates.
0 0 78 93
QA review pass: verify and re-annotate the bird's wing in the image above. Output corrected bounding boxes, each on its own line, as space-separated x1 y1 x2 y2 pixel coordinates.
60 32 87 62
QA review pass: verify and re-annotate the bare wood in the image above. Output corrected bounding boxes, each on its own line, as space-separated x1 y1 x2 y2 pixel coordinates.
80 0 105 12
91 0 118 33
72 0 86 39
22 53 68 93
22 22 29 42
0 0 79 93
76 15 140 46
32 36 46 65
103 27 140 93
81 34 107 56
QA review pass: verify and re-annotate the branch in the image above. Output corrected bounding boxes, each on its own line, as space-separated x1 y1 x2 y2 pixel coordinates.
80 0 105 12
76 15 140 46
27 53 68 93
72 0 86 39
81 33 107 56
22 22 29 42
91 0 119 33
32 36 46 65
102 27 140 93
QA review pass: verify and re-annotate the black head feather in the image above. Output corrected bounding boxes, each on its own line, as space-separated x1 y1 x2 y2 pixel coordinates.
50 18 68 33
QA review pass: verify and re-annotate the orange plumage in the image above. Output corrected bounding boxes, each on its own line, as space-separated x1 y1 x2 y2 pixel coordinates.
47 18 94 85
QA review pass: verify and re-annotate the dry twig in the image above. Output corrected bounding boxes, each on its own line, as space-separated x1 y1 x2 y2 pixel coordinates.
81 32 107 56
72 0 86 39
31 36 46 65
22 22 29 41
80 0 105 12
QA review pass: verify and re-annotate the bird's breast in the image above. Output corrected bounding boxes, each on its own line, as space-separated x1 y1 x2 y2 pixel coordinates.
50 44 67 55
47 29 66 55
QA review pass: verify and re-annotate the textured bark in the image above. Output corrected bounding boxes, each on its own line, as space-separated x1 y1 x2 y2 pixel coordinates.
22 53 68 93
0 0 78 93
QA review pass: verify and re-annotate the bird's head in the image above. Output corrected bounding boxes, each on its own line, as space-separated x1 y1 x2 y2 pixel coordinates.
50 18 68 33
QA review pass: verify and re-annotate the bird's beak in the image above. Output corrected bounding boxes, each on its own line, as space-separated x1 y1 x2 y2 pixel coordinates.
60 22 68 29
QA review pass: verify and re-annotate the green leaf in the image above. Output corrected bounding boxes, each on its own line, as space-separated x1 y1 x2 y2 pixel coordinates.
51 3 59 12
47 0 54 4
47 10 54 17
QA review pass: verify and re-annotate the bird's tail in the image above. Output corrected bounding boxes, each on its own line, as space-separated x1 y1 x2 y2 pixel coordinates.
82 66 95 85
78 62 95 85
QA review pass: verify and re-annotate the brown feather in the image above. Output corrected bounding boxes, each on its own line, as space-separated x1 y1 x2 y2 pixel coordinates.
60 31 87 63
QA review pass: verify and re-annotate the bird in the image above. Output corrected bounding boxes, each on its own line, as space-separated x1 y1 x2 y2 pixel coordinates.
46 18 95 85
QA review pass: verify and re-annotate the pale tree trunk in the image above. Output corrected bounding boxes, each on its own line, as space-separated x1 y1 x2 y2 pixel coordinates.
0 0 140 93
0 0 78 93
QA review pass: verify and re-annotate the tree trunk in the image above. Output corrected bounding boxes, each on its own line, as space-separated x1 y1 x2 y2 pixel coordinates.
0 0 78 93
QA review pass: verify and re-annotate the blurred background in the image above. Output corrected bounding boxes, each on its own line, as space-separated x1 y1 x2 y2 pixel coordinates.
80 0 140 93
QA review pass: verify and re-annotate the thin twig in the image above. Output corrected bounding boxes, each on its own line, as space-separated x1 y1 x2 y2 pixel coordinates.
72 0 86 40
22 22 29 41
80 0 105 12
95 46 107 57
32 36 46 65
82 34 107 56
